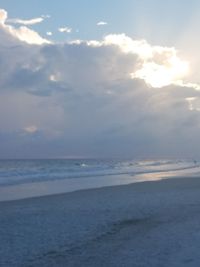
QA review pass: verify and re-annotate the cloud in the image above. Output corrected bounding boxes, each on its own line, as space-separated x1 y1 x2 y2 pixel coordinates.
9 26 51 45
0 9 7 24
46 31 52 36
7 13 50 26
42 14 51 19
0 12 200 158
95 34 189 88
7 17 44 25
97 21 108 26
24 125 38 133
0 8 51 45
58 27 72 33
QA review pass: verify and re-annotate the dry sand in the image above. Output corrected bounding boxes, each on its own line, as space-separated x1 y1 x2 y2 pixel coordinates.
1 176 200 266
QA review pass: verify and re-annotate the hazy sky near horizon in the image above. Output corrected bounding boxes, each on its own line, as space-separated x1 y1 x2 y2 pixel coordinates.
1 1 200 159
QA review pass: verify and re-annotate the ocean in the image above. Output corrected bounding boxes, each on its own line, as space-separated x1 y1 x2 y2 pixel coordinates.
0 158 198 187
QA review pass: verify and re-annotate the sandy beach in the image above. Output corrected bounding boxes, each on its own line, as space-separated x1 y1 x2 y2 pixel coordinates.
1 176 200 267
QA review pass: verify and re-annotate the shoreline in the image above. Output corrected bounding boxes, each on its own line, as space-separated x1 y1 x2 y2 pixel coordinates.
2 174 200 204
1 165 200 202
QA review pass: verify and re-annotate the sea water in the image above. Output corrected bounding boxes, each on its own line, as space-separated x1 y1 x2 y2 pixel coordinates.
0 158 198 187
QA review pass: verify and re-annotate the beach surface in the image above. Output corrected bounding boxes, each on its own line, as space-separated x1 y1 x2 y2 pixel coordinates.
1 176 200 266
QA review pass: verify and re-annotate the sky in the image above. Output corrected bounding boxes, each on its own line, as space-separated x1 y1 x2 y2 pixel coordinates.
1 1 200 159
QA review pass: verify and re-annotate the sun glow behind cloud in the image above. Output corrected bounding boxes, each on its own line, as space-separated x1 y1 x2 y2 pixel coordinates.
132 55 189 88
102 34 190 88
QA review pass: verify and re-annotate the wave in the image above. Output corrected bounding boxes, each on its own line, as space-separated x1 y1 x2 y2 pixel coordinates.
0 159 198 187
